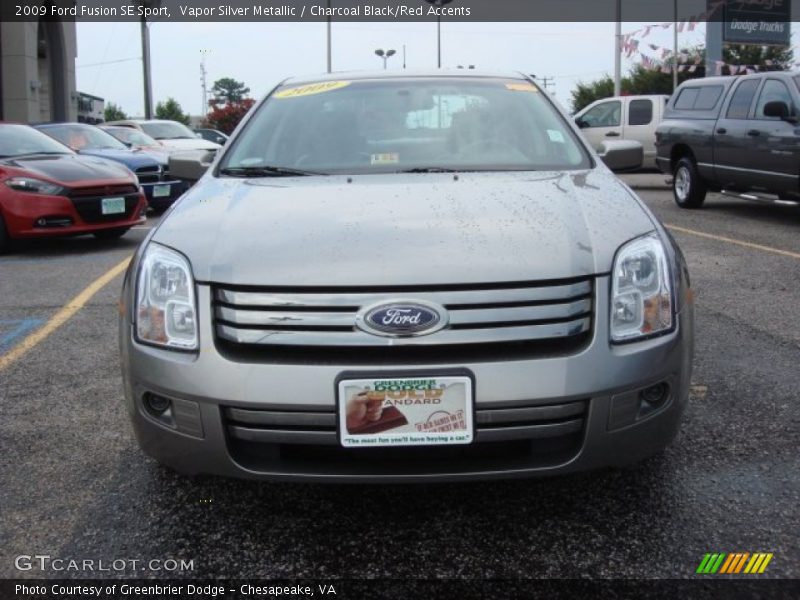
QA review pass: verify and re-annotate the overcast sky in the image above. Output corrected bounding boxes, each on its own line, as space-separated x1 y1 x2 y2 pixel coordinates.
75 21 709 116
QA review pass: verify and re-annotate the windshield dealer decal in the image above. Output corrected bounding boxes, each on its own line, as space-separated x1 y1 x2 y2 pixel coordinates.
274 81 351 99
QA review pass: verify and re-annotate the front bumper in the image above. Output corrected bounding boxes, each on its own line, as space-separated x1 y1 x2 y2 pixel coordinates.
3 191 148 238
141 179 186 210
120 277 694 482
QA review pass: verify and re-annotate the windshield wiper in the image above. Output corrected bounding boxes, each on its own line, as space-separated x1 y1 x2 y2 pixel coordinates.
219 165 325 178
398 167 460 173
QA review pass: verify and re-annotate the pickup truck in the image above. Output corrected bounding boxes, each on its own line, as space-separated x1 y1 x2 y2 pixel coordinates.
575 94 670 169
656 72 800 208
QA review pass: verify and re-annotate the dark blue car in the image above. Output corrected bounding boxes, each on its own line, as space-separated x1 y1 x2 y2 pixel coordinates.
34 123 184 211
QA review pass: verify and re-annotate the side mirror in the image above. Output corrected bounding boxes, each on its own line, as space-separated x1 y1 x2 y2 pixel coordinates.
122 141 133 148
763 100 797 122
168 149 216 183
598 140 643 172
575 117 589 129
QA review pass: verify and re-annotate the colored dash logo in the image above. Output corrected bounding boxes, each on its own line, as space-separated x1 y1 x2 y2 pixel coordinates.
696 553 773 574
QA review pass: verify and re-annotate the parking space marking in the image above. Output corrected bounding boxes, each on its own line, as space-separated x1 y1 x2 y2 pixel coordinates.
0 318 45 353
666 224 800 261
0 256 131 371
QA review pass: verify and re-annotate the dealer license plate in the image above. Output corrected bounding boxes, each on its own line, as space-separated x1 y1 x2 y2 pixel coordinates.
101 197 126 215
152 184 171 198
337 375 473 448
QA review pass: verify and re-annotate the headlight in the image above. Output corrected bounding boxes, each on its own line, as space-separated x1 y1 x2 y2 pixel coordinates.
135 243 198 350
5 177 64 195
610 233 674 342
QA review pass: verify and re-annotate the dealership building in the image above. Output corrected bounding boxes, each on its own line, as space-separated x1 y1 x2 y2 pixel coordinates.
0 18 78 123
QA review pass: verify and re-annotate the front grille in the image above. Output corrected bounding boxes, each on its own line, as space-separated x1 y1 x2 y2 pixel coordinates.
135 164 161 184
212 278 594 363
222 400 587 474
68 184 140 223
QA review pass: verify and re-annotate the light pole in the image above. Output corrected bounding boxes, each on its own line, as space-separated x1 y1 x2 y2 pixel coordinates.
425 0 453 68
375 49 396 69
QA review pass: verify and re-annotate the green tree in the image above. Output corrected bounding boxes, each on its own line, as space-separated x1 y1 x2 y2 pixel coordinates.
154 97 191 125
211 77 250 105
570 45 794 113
103 102 127 121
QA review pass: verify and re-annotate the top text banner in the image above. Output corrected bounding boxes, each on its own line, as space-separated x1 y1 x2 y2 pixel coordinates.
3 0 796 23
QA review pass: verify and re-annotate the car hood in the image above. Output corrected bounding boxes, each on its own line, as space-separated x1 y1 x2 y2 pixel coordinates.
79 148 158 169
156 138 220 152
153 170 656 286
2 153 135 184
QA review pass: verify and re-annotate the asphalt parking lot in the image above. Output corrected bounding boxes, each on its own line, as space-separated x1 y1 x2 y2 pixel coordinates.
1 184 798 581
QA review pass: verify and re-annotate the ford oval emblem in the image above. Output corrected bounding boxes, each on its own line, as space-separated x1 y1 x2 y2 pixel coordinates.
356 300 448 338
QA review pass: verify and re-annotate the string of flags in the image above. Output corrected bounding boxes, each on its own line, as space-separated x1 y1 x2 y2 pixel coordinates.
621 0 795 75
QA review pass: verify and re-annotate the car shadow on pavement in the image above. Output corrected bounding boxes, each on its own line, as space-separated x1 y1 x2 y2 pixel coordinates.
698 198 800 227
3 234 143 260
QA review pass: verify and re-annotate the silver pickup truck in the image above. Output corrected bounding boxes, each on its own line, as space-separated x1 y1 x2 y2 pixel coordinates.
656 72 800 208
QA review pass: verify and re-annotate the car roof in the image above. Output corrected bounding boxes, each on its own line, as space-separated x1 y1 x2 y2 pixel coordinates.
282 69 530 86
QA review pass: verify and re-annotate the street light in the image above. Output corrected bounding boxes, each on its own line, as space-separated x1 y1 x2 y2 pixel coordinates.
375 48 396 69
424 0 453 68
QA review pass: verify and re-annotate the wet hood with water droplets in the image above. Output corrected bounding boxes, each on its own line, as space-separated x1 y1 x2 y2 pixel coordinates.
153 170 656 286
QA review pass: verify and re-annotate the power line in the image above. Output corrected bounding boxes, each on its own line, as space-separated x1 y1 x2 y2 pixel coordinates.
78 57 141 69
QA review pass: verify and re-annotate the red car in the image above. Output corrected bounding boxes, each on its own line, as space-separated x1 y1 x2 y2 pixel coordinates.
0 124 148 253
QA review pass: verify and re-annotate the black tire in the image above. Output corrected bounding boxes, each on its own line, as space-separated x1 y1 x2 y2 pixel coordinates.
0 213 10 254
93 227 130 240
673 157 707 209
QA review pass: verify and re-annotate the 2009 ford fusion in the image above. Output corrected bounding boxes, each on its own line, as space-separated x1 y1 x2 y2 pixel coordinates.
119 71 694 481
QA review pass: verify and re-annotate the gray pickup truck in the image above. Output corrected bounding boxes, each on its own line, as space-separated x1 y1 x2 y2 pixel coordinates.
655 72 800 208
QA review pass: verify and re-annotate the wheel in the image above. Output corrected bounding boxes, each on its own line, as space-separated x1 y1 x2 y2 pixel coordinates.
93 227 129 240
0 213 10 254
673 157 707 209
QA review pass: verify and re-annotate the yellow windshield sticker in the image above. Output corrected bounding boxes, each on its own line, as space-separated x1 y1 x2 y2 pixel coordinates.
506 82 538 92
371 153 400 165
274 81 351 99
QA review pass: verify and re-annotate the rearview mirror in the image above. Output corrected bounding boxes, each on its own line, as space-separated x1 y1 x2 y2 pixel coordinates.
169 149 216 183
598 140 643 172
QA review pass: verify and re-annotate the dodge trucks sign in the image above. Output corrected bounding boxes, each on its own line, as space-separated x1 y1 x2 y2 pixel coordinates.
723 0 791 46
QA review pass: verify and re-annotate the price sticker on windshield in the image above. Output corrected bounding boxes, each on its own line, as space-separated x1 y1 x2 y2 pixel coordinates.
274 81 351 99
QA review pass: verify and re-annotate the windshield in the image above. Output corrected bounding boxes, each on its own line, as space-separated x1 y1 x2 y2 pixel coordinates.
0 124 74 158
140 121 197 140
103 127 160 147
39 124 127 151
220 77 590 175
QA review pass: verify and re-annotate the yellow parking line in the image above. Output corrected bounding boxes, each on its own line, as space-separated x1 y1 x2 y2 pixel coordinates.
666 224 800 261
0 256 131 371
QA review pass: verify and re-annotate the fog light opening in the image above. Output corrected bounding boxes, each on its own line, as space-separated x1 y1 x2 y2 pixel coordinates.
144 393 171 414
638 382 669 417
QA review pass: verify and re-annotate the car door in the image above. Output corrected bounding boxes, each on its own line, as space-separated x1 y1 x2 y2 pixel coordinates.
623 98 656 166
575 99 622 152
714 78 762 190
747 78 800 194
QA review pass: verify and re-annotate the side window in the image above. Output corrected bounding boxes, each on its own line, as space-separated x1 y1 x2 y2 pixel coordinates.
726 80 760 120
695 86 724 110
674 88 699 109
755 79 794 119
628 99 653 126
580 101 621 128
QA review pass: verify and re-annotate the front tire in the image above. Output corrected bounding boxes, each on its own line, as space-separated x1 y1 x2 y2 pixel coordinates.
673 157 707 209
93 227 130 240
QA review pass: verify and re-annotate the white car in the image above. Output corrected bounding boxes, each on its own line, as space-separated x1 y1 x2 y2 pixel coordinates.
104 119 221 153
574 95 669 169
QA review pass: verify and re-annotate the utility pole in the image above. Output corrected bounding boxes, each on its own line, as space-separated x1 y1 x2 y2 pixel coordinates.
673 0 679 91
200 49 210 115
614 0 622 96
326 0 332 73
425 0 453 68
531 75 555 92
403 44 406 69
140 17 152 118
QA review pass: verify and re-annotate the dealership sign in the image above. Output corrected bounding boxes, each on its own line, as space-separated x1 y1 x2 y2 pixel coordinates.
724 0 791 45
